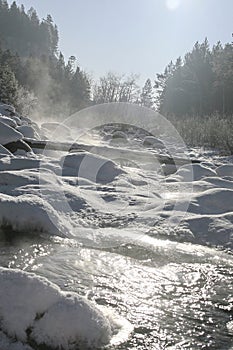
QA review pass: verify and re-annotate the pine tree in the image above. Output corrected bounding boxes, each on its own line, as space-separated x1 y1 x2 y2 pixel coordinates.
0 65 18 104
140 78 154 109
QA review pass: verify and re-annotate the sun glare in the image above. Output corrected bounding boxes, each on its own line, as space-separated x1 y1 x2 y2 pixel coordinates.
166 0 182 11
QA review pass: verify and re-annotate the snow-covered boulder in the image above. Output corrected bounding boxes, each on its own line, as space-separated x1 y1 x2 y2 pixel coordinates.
0 115 17 128
161 163 177 176
0 103 15 117
0 157 39 171
0 121 23 145
189 188 233 214
61 151 125 183
184 214 233 246
17 125 40 140
11 115 22 126
20 115 32 124
112 131 127 139
109 130 128 146
201 176 233 189
143 136 165 149
176 163 217 181
0 144 12 157
0 193 70 237
0 268 113 349
216 164 233 178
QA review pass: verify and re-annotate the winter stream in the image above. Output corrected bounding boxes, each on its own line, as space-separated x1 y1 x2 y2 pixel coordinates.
0 103 232 350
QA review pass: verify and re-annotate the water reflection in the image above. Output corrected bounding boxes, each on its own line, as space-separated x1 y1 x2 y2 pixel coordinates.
0 231 232 349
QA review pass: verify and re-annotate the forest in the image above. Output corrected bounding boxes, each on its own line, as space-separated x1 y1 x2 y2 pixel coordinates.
0 0 233 151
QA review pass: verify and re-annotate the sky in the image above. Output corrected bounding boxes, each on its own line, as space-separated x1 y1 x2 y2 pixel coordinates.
12 0 233 85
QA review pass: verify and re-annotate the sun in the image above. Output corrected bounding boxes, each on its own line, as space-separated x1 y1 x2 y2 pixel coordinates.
166 0 182 11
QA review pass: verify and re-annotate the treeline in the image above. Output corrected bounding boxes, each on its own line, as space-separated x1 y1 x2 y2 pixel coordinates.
0 0 58 57
0 0 90 117
155 38 233 116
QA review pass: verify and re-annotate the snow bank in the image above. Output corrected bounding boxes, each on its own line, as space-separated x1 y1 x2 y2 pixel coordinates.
0 121 23 145
61 151 124 183
0 268 112 349
0 193 70 237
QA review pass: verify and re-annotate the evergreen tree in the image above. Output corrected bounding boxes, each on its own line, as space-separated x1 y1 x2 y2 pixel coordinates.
0 0 91 116
140 78 154 109
0 65 18 104
154 38 233 116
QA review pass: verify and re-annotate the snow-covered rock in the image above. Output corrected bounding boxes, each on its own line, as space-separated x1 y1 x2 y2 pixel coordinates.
61 151 124 183
0 268 112 349
176 163 217 181
0 115 17 128
201 176 233 189
109 131 129 146
16 125 40 140
0 169 41 187
0 103 15 117
189 188 233 215
112 131 127 140
0 157 40 171
216 164 233 177
0 144 12 157
20 115 32 124
0 121 23 145
0 193 70 237
11 115 22 126
143 136 165 149
184 213 233 246
161 163 177 176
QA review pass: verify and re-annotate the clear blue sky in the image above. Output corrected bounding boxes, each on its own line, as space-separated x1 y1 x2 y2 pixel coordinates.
12 0 233 85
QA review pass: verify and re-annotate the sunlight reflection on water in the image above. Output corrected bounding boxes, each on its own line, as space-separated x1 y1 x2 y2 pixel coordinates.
0 233 232 349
